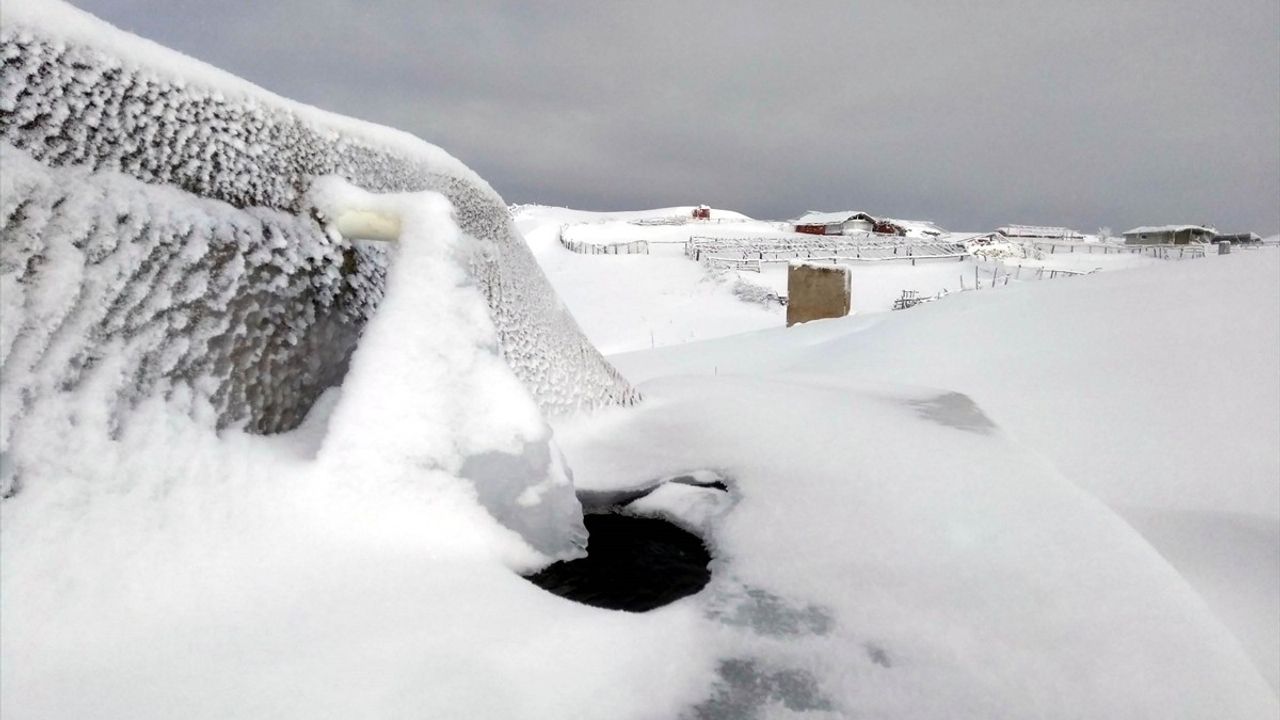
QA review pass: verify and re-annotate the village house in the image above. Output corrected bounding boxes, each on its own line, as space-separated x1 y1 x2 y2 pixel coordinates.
1122 225 1217 245
793 211 878 235
792 211 946 238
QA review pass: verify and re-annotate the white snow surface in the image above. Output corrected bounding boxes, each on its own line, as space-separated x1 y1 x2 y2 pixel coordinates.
2 3 1276 716
517 206 1177 354
514 205 784 354
610 249 1280 696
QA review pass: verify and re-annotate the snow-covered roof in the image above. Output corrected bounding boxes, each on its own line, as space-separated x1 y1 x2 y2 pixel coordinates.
1122 225 1217 236
883 218 947 236
792 210 873 225
997 225 1084 239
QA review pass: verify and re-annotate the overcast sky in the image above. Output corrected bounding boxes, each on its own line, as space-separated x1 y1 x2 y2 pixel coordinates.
74 0 1280 234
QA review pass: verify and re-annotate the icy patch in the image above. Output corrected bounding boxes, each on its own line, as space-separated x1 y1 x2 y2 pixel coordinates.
691 658 834 719
706 584 834 638
906 392 997 434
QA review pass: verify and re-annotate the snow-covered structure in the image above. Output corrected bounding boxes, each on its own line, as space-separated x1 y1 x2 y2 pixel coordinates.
0 2 636 449
882 217 947 239
792 211 946 238
996 224 1085 240
793 210 877 235
1123 224 1217 245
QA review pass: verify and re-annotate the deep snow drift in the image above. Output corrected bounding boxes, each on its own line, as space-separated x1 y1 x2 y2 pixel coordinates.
610 249 1280 695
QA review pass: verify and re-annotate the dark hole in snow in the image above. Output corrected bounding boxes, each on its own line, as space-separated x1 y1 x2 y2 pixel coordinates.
523 513 712 612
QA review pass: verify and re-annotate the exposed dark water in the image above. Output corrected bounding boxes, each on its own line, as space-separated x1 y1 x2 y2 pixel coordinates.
523 513 712 612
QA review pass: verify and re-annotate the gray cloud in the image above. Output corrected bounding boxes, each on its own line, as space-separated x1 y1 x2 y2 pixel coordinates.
69 0 1280 233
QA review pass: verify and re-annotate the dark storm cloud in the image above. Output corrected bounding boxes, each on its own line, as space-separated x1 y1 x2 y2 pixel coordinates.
71 1 1280 233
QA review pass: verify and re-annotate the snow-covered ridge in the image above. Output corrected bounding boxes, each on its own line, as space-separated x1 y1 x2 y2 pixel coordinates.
0 0 636 458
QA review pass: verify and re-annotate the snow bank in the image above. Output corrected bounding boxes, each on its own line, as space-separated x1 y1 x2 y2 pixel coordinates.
306 177 587 559
552 376 1277 718
613 250 1280 692
1 181 684 718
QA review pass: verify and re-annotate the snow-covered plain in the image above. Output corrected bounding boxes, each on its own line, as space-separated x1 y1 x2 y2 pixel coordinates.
515 205 1175 354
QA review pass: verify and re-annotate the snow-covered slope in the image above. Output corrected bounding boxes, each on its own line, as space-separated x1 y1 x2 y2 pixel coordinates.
613 250 1280 693
553 375 1277 718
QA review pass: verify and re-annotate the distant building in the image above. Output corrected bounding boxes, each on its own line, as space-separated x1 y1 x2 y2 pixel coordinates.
692 205 711 220
996 225 1084 240
793 211 878 236
1122 225 1217 245
1215 232 1262 244
792 211 946 238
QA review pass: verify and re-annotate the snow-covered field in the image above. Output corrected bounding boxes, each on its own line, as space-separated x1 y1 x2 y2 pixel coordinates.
4 2 1278 717
521 206 1279 701
596 248 1280 697
515 206 784 354
515 206 1182 355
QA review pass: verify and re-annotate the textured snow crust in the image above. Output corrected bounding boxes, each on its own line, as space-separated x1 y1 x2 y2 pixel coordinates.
0 1 635 461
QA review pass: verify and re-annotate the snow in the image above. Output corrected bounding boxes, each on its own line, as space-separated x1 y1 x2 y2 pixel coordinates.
1 0 636 427
791 210 871 225
552 374 1276 718
882 217 948 237
610 250 1280 695
3 1 1277 716
622 478 734 537
0 183 710 717
514 205 784 353
306 177 586 560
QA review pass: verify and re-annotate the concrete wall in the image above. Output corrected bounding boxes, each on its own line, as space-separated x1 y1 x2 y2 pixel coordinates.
787 264 852 327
